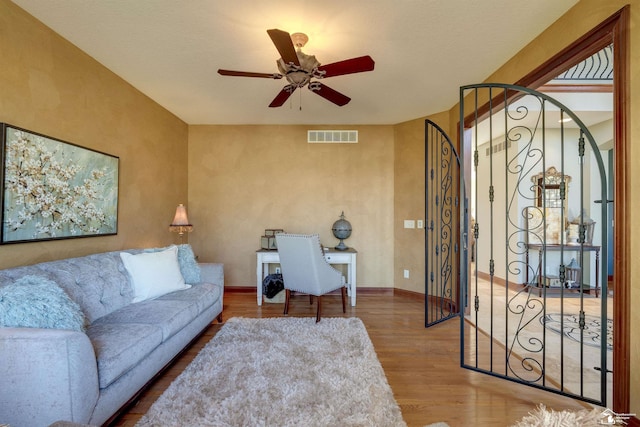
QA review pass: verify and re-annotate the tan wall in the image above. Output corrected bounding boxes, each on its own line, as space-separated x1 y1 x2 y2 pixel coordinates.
0 0 189 269
188 125 394 289
449 0 639 414
393 111 451 293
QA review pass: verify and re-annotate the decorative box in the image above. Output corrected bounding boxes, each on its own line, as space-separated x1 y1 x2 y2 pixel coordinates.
260 236 278 250
265 229 284 237
261 229 284 250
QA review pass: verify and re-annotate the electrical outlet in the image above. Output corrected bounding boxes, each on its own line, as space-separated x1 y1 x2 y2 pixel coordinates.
403 269 410 279
417 220 424 229
275 267 281 274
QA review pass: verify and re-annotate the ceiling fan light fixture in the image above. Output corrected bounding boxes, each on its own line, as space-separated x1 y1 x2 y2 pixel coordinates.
277 50 320 87
218 28 374 107
290 32 309 49
286 71 311 86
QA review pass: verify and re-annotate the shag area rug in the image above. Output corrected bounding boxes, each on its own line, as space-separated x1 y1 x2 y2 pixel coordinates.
511 404 608 427
136 317 406 426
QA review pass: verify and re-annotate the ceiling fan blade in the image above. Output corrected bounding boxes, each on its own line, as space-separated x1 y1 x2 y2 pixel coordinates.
269 86 297 108
308 82 351 106
267 29 300 66
316 55 375 78
218 69 283 79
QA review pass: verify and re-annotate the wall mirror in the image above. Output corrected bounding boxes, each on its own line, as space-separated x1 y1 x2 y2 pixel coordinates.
526 166 572 246
531 166 571 210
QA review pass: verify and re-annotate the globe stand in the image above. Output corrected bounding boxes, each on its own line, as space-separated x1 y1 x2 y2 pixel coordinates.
331 211 352 251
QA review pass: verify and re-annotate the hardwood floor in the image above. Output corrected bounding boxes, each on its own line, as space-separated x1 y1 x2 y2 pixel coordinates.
113 291 592 427
468 273 613 406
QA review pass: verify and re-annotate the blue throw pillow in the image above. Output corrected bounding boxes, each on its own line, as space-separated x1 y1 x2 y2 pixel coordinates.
176 244 201 284
0 275 86 332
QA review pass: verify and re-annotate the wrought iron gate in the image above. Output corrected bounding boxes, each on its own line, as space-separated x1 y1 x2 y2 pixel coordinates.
459 83 610 406
424 119 463 327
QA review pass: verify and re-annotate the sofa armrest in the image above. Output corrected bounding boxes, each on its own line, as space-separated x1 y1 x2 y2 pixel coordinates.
199 263 224 322
0 327 99 426
199 262 224 287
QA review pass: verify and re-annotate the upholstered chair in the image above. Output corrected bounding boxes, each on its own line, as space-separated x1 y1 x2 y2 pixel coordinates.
275 233 346 322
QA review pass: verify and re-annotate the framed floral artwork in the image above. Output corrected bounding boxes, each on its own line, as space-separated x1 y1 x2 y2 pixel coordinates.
1 124 119 243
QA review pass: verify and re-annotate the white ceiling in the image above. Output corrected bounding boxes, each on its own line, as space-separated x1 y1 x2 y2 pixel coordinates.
12 0 579 125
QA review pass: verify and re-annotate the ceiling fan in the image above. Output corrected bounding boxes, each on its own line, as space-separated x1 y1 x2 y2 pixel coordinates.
218 29 375 107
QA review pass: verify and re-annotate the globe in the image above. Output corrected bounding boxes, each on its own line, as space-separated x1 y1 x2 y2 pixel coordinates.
332 211 352 250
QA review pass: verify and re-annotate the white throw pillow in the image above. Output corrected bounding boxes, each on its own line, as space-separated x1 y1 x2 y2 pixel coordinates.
120 246 191 303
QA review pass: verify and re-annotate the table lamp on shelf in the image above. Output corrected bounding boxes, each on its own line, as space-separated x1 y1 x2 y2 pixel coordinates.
169 204 193 243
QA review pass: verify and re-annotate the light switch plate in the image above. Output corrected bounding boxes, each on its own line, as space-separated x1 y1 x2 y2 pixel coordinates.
404 220 415 229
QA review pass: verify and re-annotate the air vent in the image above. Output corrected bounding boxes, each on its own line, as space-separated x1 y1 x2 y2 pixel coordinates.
308 130 358 143
485 139 512 156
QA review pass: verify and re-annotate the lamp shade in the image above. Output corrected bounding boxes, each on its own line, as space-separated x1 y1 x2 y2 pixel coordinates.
169 204 193 236
171 204 191 226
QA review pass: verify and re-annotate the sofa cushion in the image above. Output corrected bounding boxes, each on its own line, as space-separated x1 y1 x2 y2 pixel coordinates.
92 298 198 342
120 247 191 303
0 275 86 332
86 322 163 389
157 283 222 314
144 244 202 284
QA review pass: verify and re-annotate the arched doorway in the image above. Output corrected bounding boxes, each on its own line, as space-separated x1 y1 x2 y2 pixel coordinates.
460 6 629 412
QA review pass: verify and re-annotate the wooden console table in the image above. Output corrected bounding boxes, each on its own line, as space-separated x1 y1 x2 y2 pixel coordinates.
526 243 601 297
256 247 357 307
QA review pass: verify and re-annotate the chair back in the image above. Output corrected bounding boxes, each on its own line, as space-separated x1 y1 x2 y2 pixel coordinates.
275 234 344 296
